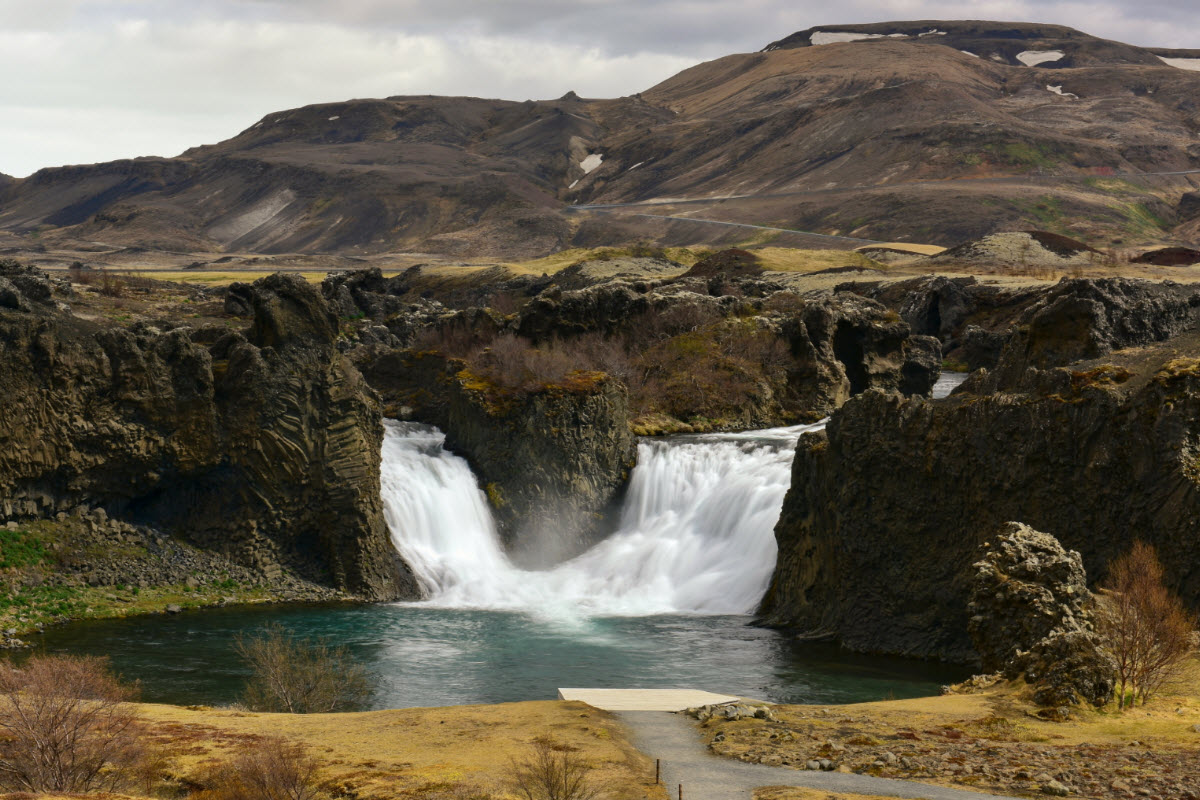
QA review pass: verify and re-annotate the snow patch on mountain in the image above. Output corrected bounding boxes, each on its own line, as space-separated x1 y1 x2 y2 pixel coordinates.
1017 50 1065 66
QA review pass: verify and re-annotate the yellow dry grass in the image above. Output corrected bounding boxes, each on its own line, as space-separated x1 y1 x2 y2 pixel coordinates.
853 242 947 256
753 247 884 273
136 699 667 800
502 246 707 275
790 658 1200 748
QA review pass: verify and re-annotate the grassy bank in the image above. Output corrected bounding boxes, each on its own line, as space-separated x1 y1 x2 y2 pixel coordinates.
0 516 343 641
34 699 668 800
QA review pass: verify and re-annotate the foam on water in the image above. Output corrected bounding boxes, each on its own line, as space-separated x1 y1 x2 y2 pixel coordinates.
381 419 826 618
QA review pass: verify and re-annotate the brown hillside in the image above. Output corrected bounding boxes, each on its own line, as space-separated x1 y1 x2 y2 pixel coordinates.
3 21 1200 258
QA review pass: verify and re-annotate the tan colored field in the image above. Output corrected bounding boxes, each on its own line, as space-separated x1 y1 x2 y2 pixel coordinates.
703 658 1200 800
131 699 667 800
854 243 947 256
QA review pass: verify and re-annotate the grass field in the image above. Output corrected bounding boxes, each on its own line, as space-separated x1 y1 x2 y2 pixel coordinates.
132 699 666 800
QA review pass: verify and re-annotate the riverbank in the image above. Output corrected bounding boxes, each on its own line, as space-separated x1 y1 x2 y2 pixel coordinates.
21 677 1199 800
0 512 355 643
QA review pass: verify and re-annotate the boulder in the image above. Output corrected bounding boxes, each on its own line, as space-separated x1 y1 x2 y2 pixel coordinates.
968 523 1116 705
968 523 1092 672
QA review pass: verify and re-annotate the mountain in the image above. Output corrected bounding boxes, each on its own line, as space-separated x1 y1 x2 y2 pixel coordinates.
3 20 1200 259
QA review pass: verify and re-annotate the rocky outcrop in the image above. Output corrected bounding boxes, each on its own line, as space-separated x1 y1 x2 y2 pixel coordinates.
968 523 1116 706
834 275 1042 370
0 266 415 600
757 346 1200 662
985 278 1200 383
443 372 637 567
357 349 637 566
840 276 1200 375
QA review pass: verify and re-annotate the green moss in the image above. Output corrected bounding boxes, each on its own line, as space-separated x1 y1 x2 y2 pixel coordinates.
1069 365 1133 393
1153 358 1200 385
485 482 507 509
0 529 45 569
984 141 1059 170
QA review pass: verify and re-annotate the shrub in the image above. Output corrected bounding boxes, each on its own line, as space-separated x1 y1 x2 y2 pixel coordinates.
194 736 324 800
235 623 373 713
508 738 600 800
0 654 145 793
1097 541 1198 708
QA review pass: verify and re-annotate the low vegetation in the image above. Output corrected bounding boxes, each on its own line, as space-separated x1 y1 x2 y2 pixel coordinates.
0 518 280 636
0 655 146 794
235 623 373 713
193 737 325 800
1098 542 1199 709
509 738 602 800
420 300 802 431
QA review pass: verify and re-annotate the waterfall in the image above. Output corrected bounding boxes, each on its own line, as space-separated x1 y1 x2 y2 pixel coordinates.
381 419 823 617
933 371 969 399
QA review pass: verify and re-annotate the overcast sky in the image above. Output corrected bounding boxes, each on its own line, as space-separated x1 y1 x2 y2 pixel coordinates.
2 0 1196 177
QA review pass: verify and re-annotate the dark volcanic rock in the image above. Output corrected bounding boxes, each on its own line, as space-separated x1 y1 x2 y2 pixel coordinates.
968 523 1093 673
984 278 1200 384
358 350 637 565
968 523 1116 705
757 352 1200 661
1016 628 1116 707
792 293 940 406
1132 246 1200 266
443 372 638 567
681 248 763 279
0 268 416 600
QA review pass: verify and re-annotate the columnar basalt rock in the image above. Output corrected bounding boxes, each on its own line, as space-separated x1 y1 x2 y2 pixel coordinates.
357 350 637 565
758 347 1200 662
0 267 416 600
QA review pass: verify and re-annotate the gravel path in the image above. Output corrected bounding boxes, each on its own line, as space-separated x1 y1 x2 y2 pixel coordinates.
616 711 1014 800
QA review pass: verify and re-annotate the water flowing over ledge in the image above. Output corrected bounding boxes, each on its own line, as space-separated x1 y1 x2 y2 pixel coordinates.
380 419 827 618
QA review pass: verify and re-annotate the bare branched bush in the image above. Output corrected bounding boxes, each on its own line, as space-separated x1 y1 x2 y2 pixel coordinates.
98 269 128 297
471 334 578 393
0 654 146 794
193 736 324 800
235 624 373 713
1097 541 1199 708
509 738 601 800
412 319 498 358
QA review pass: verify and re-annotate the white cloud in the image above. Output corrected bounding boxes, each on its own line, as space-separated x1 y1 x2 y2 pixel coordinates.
0 20 693 176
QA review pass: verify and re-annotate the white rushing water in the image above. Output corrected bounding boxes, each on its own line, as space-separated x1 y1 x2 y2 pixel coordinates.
932 371 969 399
381 420 825 618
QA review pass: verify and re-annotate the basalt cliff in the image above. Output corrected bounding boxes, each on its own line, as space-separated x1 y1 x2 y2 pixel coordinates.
759 277 1200 662
0 262 415 601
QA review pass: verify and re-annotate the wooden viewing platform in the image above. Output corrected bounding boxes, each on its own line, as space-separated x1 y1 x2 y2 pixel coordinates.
556 688 742 711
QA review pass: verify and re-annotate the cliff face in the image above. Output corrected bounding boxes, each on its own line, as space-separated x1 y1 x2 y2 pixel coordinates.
358 350 637 566
0 264 415 600
443 372 637 567
758 349 1200 662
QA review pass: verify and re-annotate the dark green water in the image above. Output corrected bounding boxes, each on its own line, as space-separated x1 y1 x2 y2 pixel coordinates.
34 603 964 709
